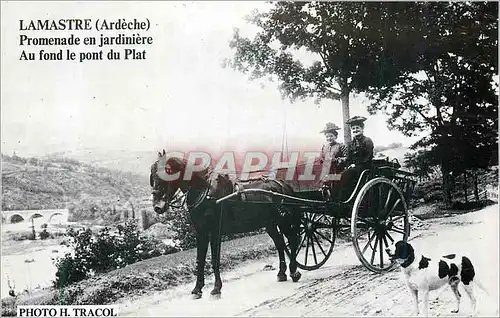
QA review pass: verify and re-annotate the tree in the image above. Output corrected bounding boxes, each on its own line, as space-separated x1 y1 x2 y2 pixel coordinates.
367 2 498 206
449 116 498 202
404 149 439 182
227 2 422 144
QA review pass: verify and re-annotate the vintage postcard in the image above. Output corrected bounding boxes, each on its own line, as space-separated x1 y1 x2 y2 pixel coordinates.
1 1 498 317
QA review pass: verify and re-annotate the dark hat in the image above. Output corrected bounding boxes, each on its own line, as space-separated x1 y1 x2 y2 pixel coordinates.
320 122 341 133
346 116 367 126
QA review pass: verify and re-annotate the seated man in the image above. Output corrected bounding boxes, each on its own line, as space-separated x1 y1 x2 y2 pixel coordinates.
337 116 374 201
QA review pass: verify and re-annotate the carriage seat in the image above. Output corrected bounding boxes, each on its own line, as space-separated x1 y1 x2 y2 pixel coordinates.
371 157 401 169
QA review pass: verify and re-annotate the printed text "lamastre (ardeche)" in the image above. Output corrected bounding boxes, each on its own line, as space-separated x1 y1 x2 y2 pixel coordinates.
19 18 148 31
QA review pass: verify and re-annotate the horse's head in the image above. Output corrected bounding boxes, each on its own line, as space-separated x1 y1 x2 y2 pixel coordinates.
150 150 188 214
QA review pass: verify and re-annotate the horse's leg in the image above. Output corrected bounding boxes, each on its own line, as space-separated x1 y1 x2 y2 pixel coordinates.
192 232 209 299
282 214 302 283
266 224 288 282
209 230 222 296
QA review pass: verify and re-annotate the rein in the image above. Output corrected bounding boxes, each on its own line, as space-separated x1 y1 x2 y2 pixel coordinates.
167 186 210 210
161 166 219 211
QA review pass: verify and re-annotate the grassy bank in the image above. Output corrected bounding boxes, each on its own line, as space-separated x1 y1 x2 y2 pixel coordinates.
2 233 278 315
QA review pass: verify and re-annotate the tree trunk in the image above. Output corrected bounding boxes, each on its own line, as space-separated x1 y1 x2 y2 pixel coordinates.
141 210 149 230
473 170 479 202
341 86 351 145
463 171 468 203
441 163 452 207
129 199 135 219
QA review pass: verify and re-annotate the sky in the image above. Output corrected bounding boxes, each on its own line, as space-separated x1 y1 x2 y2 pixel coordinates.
1 1 424 158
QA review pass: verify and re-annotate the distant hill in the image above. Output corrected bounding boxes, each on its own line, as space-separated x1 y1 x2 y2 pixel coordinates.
44 148 157 177
1 154 151 222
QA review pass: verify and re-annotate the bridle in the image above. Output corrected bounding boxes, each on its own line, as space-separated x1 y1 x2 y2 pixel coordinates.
153 177 210 211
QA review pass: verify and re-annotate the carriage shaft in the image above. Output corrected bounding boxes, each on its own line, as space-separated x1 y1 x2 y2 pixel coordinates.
215 188 327 205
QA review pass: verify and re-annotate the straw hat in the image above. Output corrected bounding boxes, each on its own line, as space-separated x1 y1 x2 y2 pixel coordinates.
320 122 341 134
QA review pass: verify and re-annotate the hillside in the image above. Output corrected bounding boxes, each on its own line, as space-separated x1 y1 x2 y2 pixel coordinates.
1 154 151 222
45 149 157 177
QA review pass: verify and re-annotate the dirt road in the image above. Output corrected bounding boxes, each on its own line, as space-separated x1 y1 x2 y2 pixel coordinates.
119 204 499 317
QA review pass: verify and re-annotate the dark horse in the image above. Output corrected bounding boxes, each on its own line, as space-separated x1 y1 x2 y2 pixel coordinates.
150 150 302 298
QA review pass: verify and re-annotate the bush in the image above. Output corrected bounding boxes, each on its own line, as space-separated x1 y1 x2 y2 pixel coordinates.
162 207 197 250
39 229 50 240
53 219 178 287
8 231 34 241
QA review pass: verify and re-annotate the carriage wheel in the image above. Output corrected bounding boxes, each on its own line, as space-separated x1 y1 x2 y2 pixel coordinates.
283 211 337 270
351 177 410 273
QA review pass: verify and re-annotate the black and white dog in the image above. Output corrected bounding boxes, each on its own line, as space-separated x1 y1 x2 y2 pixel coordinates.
386 240 487 317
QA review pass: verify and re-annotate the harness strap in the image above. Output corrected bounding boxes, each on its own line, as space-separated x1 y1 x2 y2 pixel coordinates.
234 183 246 201
187 186 209 210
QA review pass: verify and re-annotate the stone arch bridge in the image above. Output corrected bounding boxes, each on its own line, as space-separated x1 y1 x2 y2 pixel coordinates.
2 209 69 225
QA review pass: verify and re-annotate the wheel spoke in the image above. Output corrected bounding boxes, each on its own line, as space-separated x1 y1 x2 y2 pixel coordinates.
382 233 390 248
315 228 334 245
383 187 394 215
314 223 332 229
379 233 384 267
390 215 405 223
311 234 318 265
388 225 406 235
296 231 307 254
370 233 379 264
378 184 384 212
362 230 376 254
357 217 377 227
387 198 402 217
385 231 395 242
302 213 310 225
311 231 327 257
304 235 310 265
309 213 319 224
356 227 370 238
314 222 333 229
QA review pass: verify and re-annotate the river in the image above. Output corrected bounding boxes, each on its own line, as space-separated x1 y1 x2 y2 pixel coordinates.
1 222 72 298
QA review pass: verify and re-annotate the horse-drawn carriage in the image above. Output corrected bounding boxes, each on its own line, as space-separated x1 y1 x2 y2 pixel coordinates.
150 152 418 297
215 157 418 273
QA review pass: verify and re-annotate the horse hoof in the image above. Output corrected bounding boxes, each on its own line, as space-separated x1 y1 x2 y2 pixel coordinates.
210 289 221 296
277 274 287 282
191 288 203 300
210 292 221 300
191 293 202 300
290 271 302 282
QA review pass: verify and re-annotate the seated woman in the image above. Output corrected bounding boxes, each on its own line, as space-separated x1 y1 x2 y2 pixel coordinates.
337 116 374 201
319 122 347 177
319 122 347 199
